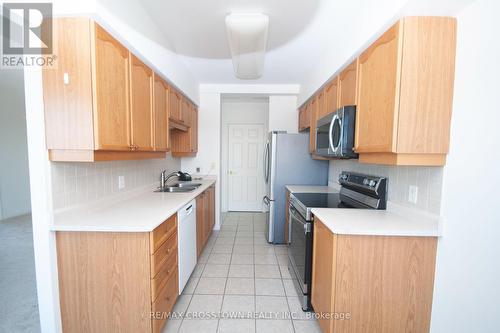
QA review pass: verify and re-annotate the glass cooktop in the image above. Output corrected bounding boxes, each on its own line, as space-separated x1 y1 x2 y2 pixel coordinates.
292 192 355 209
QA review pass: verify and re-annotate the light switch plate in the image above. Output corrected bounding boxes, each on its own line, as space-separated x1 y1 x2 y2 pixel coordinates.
408 185 418 204
118 176 125 190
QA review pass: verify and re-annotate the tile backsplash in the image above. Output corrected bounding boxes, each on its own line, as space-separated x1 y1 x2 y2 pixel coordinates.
51 155 181 210
329 160 443 214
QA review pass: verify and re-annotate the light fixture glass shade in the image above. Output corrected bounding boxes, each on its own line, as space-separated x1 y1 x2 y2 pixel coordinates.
225 13 269 79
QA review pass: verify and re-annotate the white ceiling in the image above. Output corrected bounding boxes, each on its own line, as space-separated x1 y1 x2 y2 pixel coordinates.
139 0 321 84
138 0 476 87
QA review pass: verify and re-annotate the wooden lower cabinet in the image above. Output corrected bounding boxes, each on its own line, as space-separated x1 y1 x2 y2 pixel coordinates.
196 185 216 257
56 214 179 333
311 218 438 333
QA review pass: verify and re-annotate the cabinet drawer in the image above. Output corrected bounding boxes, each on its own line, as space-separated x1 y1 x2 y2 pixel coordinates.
151 251 178 301
151 232 178 277
152 269 178 333
150 214 177 254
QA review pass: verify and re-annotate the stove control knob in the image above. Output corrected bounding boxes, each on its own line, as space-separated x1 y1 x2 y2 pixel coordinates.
363 179 369 185
369 180 377 187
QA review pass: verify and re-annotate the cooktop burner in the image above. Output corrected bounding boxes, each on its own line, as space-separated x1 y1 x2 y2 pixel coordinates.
291 192 356 209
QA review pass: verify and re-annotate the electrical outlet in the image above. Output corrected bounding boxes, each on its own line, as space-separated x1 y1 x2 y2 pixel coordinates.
118 176 125 190
196 167 201 173
408 185 418 204
211 162 216 170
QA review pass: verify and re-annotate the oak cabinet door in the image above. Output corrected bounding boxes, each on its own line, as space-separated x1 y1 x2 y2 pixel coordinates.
181 98 190 124
338 60 358 108
324 77 339 116
130 54 154 151
311 219 336 333
169 89 181 121
309 97 318 153
356 22 402 153
93 24 131 150
316 90 327 120
196 193 205 257
153 75 169 151
298 104 311 132
190 105 198 153
207 187 215 232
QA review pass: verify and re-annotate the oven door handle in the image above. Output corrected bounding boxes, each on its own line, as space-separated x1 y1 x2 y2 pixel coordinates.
289 205 310 233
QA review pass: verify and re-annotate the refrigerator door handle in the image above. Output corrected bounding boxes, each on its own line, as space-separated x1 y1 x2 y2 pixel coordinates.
263 141 270 184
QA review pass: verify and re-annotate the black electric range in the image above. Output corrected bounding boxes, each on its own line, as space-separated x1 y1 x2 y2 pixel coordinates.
288 171 388 311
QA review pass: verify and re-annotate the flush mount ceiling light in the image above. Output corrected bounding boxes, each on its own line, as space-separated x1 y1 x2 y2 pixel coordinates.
225 13 269 80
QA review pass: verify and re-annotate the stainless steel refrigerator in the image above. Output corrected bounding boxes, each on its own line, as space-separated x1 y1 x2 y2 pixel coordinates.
262 131 329 243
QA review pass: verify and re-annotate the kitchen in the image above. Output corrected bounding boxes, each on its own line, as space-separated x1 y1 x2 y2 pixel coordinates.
0 0 499 333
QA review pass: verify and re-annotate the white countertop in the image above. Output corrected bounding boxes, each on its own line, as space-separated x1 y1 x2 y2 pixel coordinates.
311 203 441 237
285 185 338 194
51 178 216 232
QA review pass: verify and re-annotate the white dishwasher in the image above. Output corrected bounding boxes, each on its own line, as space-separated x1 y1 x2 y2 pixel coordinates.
177 200 197 294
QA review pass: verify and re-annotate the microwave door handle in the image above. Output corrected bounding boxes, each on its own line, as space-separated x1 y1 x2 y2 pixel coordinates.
330 114 342 153
328 115 336 153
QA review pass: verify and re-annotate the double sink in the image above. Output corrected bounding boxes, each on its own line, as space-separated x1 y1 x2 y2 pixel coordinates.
155 182 202 193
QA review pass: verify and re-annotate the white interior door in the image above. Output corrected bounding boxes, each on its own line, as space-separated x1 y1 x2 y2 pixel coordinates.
228 124 265 211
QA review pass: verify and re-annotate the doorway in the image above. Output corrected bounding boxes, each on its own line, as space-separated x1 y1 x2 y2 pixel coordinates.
227 123 265 211
221 96 269 212
0 69 39 332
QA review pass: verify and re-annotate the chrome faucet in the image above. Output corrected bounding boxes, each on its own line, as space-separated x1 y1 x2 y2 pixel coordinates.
160 170 181 189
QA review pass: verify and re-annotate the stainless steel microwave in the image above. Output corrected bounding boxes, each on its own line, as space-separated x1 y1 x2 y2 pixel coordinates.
315 105 358 158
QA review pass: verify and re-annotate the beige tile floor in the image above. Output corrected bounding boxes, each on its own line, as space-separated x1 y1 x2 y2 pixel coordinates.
162 212 322 333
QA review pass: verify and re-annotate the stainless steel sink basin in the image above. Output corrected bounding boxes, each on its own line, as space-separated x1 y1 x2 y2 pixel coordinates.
171 182 202 188
154 182 202 193
155 186 196 193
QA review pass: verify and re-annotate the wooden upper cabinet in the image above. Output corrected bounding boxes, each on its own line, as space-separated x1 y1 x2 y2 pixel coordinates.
43 18 168 161
190 104 198 153
153 75 170 151
298 103 311 132
171 100 198 157
169 89 181 122
356 22 401 154
181 97 190 124
130 54 154 151
324 77 339 116
356 17 456 166
309 97 318 154
338 59 358 108
316 90 327 120
43 18 94 150
93 24 131 151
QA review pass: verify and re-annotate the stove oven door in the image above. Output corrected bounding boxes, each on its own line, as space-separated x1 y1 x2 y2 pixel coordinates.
288 204 313 310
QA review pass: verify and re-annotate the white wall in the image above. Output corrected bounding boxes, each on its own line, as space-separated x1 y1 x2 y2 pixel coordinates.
268 95 298 133
0 69 31 220
430 0 500 331
220 98 269 212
